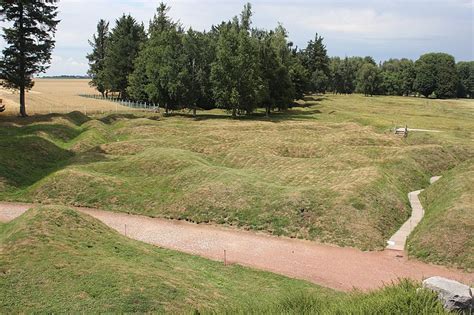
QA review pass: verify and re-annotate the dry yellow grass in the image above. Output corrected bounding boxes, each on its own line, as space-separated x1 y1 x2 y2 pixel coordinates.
0 79 131 115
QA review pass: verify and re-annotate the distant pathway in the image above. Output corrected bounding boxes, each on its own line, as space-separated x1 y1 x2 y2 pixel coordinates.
386 176 441 251
395 127 442 133
0 200 472 292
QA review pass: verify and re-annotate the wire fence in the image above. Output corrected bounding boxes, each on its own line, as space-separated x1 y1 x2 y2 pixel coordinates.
78 94 160 112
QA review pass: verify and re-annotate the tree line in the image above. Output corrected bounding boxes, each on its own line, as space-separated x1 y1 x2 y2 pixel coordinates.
86 3 473 116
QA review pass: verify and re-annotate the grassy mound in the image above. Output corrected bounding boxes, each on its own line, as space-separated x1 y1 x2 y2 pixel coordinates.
408 159 474 271
0 95 472 254
0 206 446 313
220 280 446 314
0 206 328 313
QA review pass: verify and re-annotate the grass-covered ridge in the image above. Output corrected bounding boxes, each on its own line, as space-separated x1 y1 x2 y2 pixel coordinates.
408 158 474 271
0 95 472 253
0 206 329 313
0 206 447 313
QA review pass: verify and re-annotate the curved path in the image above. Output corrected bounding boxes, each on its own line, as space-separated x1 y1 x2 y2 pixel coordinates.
386 176 441 251
0 201 472 292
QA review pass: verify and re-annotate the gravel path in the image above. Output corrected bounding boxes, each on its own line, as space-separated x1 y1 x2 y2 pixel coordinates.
0 201 472 291
386 176 442 251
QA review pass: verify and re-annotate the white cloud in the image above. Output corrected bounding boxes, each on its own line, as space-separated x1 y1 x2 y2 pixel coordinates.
1 0 472 75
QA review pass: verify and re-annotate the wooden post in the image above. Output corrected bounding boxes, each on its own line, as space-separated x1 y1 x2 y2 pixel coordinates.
224 249 227 266
124 224 127 236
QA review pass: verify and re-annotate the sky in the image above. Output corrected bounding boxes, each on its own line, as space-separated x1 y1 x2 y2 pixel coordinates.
1 0 473 76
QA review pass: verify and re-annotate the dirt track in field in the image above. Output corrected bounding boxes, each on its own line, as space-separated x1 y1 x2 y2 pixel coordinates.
0 202 472 291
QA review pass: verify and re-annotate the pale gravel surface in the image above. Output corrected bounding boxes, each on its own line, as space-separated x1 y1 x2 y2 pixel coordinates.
0 202 472 291
386 176 442 251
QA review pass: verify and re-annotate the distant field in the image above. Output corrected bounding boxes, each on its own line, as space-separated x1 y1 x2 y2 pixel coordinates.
0 93 472 264
0 79 130 115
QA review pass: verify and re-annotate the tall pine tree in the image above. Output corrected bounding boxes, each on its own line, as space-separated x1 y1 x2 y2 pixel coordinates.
301 34 330 93
103 15 145 98
87 19 109 97
0 0 59 117
211 4 261 117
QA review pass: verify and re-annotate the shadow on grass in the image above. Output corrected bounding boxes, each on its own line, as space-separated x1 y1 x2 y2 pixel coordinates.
0 116 109 190
0 111 91 127
164 107 324 123
99 113 160 124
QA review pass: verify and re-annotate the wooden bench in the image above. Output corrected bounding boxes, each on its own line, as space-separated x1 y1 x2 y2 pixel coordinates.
394 125 408 137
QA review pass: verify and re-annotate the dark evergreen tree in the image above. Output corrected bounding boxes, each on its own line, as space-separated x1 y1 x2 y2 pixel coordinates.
182 29 215 115
87 19 109 97
301 34 330 93
0 0 59 117
256 29 292 116
211 6 261 117
288 48 309 100
103 15 145 98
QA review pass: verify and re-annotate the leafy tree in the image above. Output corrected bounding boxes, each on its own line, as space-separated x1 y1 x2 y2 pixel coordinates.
87 19 109 97
343 58 359 94
379 58 415 96
399 59 416 96
288 48 309 100
357 63 381 96
211 6 261 117
256 29 293 116
301 33 330 93
456 61 474 98
270 25 295 110
181 29 215 115
414 53 458 98
435 54 458 98
0 0 59 117
103 15 145 98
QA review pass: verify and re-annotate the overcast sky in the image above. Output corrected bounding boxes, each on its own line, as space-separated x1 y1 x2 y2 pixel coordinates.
1 0 473 76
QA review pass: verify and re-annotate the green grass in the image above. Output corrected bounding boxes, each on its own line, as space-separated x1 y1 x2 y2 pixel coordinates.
0 95 472 254
0 206 446 313
408 158 474 271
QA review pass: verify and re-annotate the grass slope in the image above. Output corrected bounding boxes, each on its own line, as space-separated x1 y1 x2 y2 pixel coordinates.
408 158 474 271
0 95 472 254
0 206 446 313
0 206 328 313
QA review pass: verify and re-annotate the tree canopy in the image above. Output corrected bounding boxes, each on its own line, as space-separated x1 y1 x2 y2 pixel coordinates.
0 0 59 117
86 2 472 118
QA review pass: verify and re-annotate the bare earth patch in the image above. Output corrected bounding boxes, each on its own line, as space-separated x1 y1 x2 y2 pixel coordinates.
0 202 472 291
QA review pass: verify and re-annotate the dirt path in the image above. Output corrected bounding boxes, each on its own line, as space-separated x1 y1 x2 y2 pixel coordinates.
0 202 472 291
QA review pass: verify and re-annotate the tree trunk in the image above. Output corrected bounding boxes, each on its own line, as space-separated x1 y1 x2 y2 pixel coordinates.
19 85 27 117
18 2 27 117
266 105 270 117
232 108 236 118
165 103 169 114
193 108 196 117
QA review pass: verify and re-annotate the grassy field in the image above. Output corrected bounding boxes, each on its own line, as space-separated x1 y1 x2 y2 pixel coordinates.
408 158 474 271
0 79 131 115
0 206 447 313
0 92 472 263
